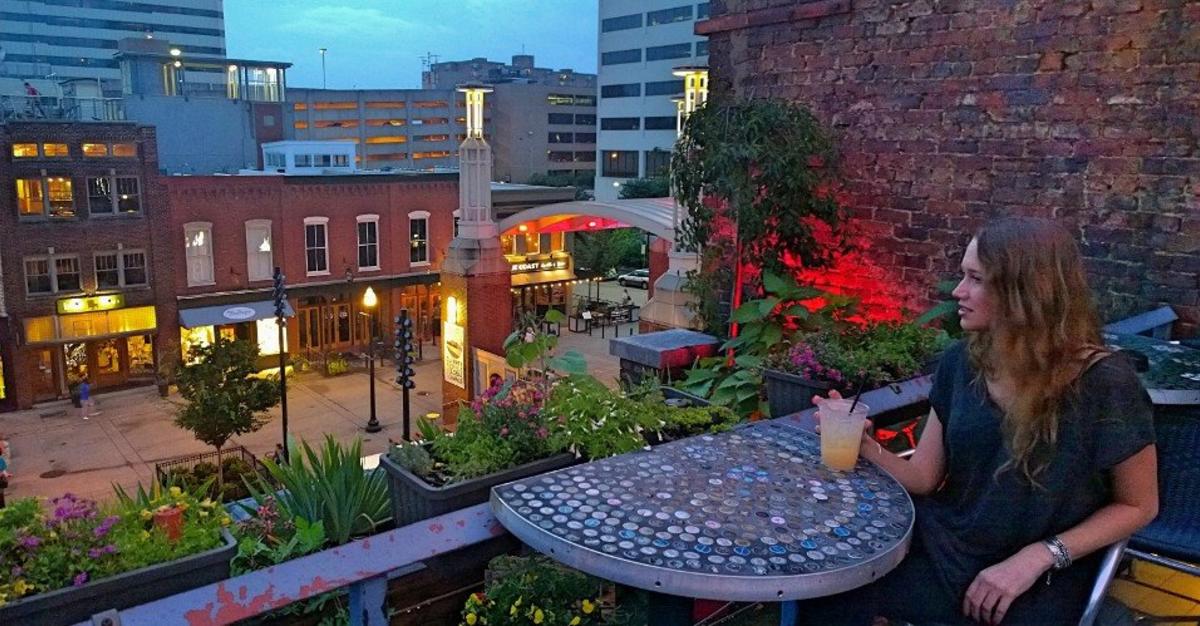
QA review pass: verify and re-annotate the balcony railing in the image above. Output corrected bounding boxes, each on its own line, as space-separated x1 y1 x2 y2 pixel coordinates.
0 95 125 123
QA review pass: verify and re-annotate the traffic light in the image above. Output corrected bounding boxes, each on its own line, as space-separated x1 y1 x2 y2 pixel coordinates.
272 267 287 318
394 310 416 390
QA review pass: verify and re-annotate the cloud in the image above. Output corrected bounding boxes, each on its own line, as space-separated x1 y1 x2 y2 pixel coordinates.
279 5 431 38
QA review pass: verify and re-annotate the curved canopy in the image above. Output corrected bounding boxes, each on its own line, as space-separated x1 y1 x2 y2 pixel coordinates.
497 197 676 242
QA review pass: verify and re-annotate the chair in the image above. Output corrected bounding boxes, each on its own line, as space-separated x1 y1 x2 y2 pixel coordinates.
778 539 1131 626
1121 406 1200 621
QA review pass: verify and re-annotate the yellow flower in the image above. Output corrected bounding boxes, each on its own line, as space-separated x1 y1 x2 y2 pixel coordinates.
514 596 522 607
12 579 29 596
200 498 215 508
533 608 544 624
168 486 182 498
175 501 189 511
465 613 477 625
199 510 209 517
0 592 7 606
570 617 581 626
220 515 231 527
140 509 152 521
510 604 518 617
47 531 57 539
581 599 595 614
141 530 150 540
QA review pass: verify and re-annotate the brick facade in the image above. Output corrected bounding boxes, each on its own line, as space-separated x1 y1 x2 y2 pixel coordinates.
0 122 174 409
701 0 1200 329
164 173 458 363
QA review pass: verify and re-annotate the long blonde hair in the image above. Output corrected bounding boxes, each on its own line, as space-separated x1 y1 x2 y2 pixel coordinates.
965 218 1107 483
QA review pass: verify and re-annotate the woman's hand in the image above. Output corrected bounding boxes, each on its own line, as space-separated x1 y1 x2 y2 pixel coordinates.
963 544 1053 624
811 390 873 440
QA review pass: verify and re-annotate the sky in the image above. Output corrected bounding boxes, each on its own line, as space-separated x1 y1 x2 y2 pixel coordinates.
224 0 599 90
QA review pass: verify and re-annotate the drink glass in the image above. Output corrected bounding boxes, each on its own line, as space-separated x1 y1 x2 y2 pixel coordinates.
820 398 869 472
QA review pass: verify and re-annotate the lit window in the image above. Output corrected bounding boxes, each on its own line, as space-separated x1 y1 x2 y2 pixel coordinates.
413 101 448 109
304 218 329 275
184 222 214 286
365 136 407 144
365 101 407 109
46 177 74 217
314 120 358 129
293 102 307 111
16 178 44 216
366 118 405 127
245 220 273 281
409 212 429 265
357 215 379 270
42 143 68 157
414 134 450 142
293 121 309 129
112 143 137 157
88 177 113 214
412 151 451 159
82 143 109 157
116 177 140 213
12 143 37 158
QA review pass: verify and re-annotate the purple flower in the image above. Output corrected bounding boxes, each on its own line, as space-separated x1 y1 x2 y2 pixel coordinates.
87 544 118 559
93 515 120 538
73 572 89 587
18 535 41 549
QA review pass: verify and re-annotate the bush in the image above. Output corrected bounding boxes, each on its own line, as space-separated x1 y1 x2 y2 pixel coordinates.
462 555 605 626
768 321 944 390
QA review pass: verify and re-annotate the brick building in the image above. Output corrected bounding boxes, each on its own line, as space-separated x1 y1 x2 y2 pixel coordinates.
165 169 458 370
700 0 1200 328
0 122 175 410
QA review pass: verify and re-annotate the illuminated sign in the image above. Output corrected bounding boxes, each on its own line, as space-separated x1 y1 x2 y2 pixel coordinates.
57 294 125 315
510 258 569 274
442 296 465 389
222 306 258 321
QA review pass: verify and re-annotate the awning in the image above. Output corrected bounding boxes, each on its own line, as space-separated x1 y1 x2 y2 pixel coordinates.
178 300 294 329
511 269 576 287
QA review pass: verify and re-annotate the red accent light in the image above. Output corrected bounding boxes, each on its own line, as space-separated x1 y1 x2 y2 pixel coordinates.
587 220 597 228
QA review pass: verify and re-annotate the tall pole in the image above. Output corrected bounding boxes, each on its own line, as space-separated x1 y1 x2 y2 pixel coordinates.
394 309 416 441
272 267 290 463
318 48 327 89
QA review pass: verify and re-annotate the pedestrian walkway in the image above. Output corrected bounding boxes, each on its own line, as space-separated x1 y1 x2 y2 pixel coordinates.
0 354 446 504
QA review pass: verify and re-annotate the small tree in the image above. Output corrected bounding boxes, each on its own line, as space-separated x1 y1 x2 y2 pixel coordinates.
618 176 670 199
174 337 279 492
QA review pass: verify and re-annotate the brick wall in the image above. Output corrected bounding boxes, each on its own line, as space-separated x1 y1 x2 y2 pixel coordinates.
701 0 1200 328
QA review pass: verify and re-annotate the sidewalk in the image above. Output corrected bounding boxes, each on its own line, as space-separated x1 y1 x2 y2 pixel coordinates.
1 354 446 504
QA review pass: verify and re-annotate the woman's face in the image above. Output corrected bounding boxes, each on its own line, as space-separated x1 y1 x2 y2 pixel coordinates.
951 238 995 331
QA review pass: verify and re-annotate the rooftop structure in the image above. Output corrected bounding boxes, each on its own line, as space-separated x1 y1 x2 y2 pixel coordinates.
423 54 596 89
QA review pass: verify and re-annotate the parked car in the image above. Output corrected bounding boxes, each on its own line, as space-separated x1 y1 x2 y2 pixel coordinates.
618 269 651 289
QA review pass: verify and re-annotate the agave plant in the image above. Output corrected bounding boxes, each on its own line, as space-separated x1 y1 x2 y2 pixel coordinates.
244 435 389 546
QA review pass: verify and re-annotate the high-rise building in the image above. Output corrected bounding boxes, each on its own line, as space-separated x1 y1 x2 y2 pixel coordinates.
423 55 595 90
0 0 226 95
594 0 709 200
490 82 596 184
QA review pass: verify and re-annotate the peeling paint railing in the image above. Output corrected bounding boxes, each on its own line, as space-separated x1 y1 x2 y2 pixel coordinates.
76 503 501 626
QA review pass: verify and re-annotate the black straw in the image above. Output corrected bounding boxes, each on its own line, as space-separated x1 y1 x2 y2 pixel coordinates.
848 371 870 413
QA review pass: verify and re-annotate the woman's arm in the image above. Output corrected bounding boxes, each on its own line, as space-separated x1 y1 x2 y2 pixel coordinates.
858 406 947 496
963 445 1159 625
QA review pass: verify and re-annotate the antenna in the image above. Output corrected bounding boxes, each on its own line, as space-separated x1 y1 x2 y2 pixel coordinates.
419 52 440 69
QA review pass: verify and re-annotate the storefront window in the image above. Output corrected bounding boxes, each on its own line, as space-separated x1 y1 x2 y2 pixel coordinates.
256 318 286 355
128 335 155 377
180 326 215 362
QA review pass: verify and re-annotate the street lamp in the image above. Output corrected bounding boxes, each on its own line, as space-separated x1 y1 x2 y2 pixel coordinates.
272 267 290 463
362 286 381 433
318 47 327 89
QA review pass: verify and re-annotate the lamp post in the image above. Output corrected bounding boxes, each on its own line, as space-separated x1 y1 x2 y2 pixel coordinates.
362 286 381 433
272 267 290 463
318 47 327 89
394 309 416 441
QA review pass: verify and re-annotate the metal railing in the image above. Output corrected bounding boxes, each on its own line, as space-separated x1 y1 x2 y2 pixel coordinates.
74 502 500 626
0 95 125 122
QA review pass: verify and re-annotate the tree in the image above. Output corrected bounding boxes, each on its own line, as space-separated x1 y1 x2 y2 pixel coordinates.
526 171 593 200
572 228 646 275
618 177 670 199
174 337 280 491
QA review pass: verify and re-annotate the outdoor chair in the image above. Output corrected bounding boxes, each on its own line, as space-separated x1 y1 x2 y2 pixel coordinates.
1120 406 1200 621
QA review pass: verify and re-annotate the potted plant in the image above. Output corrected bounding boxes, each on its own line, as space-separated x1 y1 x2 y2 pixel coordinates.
763 321 945 417
0 485 235 624
460 554 607 626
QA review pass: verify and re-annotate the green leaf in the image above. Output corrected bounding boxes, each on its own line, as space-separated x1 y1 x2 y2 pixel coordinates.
548 351 587 375
782 304 811 319
762 272 790 297
757 297 780 317
544 309 566 324
916 301 958 326
731 301 767 323
734 355 763 369
682 367 719 383
760 324 783 348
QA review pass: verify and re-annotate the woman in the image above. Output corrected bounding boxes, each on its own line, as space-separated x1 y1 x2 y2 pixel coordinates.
799 218 1159 625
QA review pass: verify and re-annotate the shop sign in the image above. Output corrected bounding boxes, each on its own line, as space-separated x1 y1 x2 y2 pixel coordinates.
510 258 569 274
57 294 125 315
443 320 465 389
222 306 258 321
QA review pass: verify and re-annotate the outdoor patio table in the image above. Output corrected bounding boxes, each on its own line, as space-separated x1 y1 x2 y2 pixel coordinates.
1103 332 1200 406
491 419 914 625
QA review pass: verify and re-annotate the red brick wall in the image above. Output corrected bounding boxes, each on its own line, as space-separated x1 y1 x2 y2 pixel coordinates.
0 122 175 407
647 237 670 298
165 174 458 297
701 0 1200 327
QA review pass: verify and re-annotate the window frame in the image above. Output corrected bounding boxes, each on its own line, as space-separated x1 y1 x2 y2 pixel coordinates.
304 216 331 276
94 249 148 289
646 42 693 62
23 254 82 296
245 219 274 282
647 5 694 26
601 12 643 32
602 150 640 178
11 143 38 158
356 214 381 271
408 211 430 266
184 221 215 287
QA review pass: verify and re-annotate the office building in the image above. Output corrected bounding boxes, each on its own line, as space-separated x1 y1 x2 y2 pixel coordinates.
423 54 595 90
0 0 226 95
490 82 596 184
595 0 709 200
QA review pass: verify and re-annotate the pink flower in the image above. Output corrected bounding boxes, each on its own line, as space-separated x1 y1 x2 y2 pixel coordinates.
536 427 549 439
73 572 89 587
499 426 509 437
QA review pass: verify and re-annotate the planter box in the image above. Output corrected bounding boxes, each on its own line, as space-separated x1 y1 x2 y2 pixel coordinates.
764 368 838 418
380 451 577 528
660 386 711 408
0 528 236 626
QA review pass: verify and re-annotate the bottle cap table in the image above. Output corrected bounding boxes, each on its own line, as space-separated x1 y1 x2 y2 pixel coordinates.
1104 332 1200 406
491 419 914 602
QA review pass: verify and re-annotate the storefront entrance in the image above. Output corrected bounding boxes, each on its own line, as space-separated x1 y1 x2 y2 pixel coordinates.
63 335 155 391
298 296 360 356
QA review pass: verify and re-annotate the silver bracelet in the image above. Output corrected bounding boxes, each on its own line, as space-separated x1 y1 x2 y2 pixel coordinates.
1043 535 1072 570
